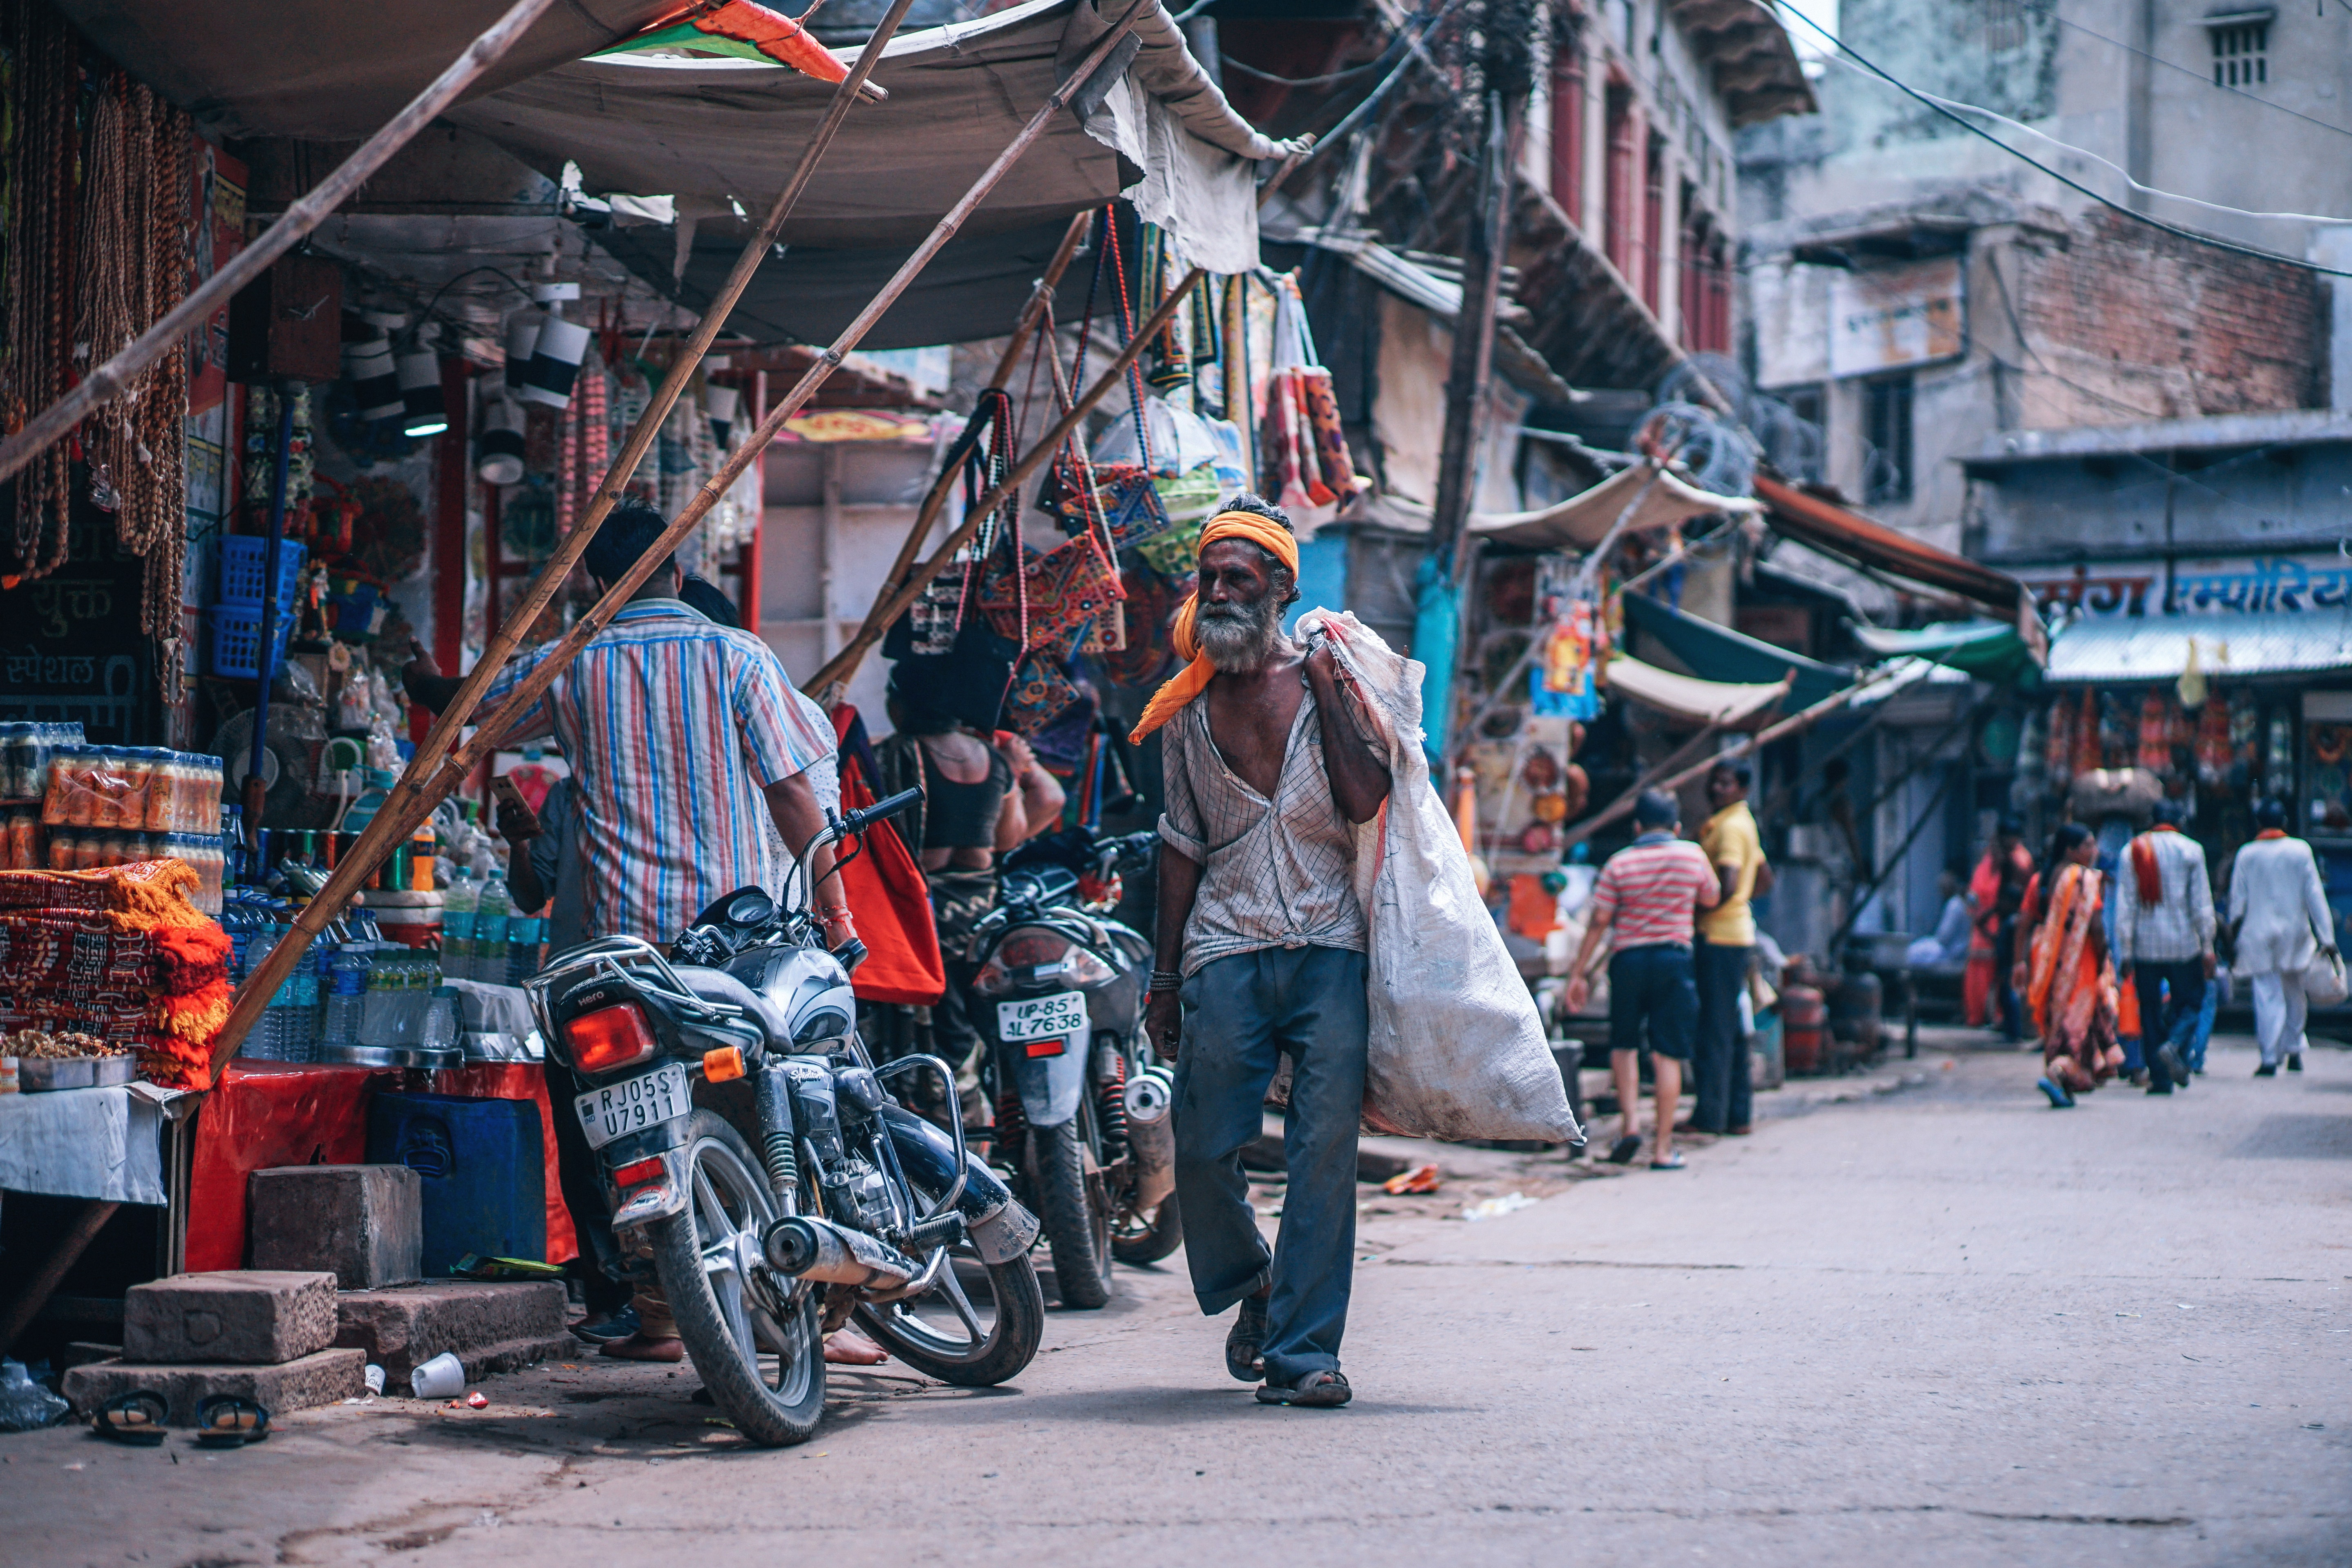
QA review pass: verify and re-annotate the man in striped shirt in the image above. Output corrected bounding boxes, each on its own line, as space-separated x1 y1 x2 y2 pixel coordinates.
1562 790 1721 1169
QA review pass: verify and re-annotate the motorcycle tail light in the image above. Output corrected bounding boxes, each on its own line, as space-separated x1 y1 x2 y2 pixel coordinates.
612 1155 666 1189
565 1003 659 1073
1000 930 1072 967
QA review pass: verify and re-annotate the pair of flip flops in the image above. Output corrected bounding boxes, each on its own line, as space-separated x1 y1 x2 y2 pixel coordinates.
92 1390 269 1447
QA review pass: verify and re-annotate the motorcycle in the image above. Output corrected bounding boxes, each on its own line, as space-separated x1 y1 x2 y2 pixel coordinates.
524 789 1043 1446
964 826 1179 1309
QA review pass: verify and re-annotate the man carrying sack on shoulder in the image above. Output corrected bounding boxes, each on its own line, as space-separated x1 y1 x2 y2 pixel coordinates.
1137 497 1392 1411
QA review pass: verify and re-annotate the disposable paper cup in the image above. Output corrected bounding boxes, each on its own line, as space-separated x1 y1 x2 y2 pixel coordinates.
364 1363 386 1396
410 1351 465 1399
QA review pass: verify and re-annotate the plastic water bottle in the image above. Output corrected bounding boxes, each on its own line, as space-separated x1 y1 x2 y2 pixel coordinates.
473 874 510 987
506 913 543 986
324 943 369 1050
441 868 479 982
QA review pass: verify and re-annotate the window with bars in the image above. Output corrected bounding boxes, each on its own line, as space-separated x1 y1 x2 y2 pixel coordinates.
2211 22 2269 87
1864 374 1915 505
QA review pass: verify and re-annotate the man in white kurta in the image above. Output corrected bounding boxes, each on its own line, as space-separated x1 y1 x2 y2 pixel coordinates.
2227 799 2335 1075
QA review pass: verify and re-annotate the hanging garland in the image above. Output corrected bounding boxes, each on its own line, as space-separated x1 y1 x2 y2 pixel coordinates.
2 0 80 579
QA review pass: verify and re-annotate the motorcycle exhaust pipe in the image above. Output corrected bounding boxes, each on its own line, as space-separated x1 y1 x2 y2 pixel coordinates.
1124 1064 1177 1212
762 1215 920 1291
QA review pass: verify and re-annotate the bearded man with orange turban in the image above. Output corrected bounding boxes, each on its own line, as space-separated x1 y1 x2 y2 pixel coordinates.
1133 494 1392 1409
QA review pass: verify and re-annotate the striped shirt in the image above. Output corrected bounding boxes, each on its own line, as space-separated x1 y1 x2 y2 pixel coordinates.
1591 831 1720 951
484 599 834 944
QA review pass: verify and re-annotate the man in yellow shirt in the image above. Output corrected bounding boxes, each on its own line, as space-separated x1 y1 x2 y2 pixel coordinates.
1694 758 1769 1136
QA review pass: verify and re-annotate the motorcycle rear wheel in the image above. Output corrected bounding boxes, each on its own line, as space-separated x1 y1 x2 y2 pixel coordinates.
1029 1109 1114 1309
1109 1188 1183 1266
648 1110 826 1447
854 1244 1043 1387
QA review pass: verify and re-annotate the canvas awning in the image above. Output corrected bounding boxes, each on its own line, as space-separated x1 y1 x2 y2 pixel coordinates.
449 0 1284 274
1468 461 1762 552
1851 620 2040 687
1753 474 2046 662
1604 656 1793 730
1618 589 1851 710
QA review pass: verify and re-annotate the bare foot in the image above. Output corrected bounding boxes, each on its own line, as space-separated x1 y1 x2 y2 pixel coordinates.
601 1332 685 1363
824 1328 889 1365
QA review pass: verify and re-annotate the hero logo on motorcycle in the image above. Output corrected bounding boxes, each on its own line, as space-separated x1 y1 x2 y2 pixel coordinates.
576 1062 689 1148
996 990 1087 1053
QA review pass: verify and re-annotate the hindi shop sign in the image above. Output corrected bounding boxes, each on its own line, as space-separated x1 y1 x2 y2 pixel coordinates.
1828 257 1965 379
2021 554 2352 620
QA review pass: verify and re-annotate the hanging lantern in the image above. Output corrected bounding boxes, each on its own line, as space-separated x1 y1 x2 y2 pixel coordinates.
477 398 527 485
395 348 448 438
342 336 403 421
516 315 590 410
504 312 541 376
704 383 741 446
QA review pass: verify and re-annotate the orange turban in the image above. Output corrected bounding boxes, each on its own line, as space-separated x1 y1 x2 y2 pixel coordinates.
1128 511 1301 743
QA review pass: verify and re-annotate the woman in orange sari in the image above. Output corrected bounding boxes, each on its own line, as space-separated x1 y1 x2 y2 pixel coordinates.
2021 824 2124 1106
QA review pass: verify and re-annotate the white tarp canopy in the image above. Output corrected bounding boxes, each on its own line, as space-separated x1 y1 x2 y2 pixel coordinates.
1469 461 1762 552
1603 656 1790 730
448 0 1290 274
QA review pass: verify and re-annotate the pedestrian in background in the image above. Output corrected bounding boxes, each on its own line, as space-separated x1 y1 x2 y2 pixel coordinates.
2228 798 2334 1076
2114 797 2213 1096
2017 823 2123 1107
1562 790 1720 1169
1694 758 1769 1138
1989 818 2034 1042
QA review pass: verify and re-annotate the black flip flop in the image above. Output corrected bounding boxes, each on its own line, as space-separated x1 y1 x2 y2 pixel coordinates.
92 1389 168 1445
1606 1136 1641 1165
1256 1370 1352 1407
194 1394 270 1448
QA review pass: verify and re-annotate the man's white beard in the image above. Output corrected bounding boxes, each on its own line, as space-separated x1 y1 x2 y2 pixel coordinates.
1196 596 1284 672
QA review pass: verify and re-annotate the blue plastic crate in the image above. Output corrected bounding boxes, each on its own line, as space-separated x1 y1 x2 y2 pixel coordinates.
216 535 307 609
205 602 295 680
367 1090 546 1277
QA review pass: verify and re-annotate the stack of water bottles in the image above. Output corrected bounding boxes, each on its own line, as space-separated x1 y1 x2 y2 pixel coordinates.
439 868 546 986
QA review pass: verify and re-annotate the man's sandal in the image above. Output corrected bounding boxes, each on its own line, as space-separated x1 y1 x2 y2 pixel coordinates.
1226 1294 1269 1382
1256 1370 1351 1407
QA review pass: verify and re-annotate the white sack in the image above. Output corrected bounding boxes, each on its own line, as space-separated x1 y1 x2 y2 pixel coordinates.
1300 610 1582 1144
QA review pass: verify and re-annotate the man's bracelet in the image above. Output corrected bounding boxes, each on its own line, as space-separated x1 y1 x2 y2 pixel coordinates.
1148 969 1181 993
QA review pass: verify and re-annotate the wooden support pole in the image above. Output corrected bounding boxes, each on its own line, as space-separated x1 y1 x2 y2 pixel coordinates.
803 266 1207 697
0 0 563 484
861 209 1097 654
208 0 1155 1073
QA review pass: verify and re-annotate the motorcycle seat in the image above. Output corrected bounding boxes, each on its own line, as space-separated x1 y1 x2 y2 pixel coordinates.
670 964 791 1042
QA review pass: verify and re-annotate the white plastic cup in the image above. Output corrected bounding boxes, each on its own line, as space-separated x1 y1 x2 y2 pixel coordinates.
410 1351 465 1399
364 1363 386 1396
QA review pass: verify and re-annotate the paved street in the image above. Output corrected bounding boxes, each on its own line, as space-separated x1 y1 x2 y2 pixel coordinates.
6 1031 2347 1567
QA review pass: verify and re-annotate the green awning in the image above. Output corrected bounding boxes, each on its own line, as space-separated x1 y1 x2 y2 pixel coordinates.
1618 590 1850 710
1851 620 2040 687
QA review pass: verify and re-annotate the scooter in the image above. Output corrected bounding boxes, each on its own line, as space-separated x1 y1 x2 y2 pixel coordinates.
965 827 1177 1308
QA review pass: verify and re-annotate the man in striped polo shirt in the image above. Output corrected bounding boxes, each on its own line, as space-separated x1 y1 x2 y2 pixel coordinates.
1562 789 1721 1169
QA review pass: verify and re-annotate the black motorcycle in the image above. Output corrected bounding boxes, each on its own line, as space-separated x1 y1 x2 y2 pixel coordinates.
965 827 1179 1309
524 790 1044 1446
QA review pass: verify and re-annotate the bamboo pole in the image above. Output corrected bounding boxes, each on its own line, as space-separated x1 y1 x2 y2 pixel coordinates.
0 0 563 485
1559 666 1905 852
856 209 1097 661
803 266 1206 697
209 0 1155 1073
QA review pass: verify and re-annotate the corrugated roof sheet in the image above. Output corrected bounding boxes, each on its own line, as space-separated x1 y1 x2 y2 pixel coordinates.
2044 613 2352 683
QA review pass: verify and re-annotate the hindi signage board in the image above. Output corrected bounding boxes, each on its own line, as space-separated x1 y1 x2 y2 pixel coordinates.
1828 257 1965 379
2020 553 2352 620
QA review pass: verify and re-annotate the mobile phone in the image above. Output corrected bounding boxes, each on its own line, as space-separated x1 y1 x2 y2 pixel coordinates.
490 775 533 821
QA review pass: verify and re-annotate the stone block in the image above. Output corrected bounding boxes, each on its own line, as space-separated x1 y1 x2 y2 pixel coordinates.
333 1281 572 1382
122 1271 338 1365
63 1348 366 1426
248 1164 422 1288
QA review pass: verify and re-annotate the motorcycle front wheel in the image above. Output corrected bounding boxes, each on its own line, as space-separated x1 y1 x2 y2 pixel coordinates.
647 1109 826 1447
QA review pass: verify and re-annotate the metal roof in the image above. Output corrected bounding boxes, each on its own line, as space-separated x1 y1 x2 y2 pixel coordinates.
2044 612 2352 684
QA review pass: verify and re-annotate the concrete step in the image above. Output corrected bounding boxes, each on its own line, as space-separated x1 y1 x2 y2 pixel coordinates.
122 1271 338 1365
62 1347 366 1427
333 1281 573 1383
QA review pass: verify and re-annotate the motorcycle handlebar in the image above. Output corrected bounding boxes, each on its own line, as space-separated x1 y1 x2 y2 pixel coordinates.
838 787 922 841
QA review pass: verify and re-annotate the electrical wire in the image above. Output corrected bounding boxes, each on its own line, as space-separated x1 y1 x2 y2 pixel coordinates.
2025 0 2352 145
1222 53 1388 89
1777 6 2352 279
